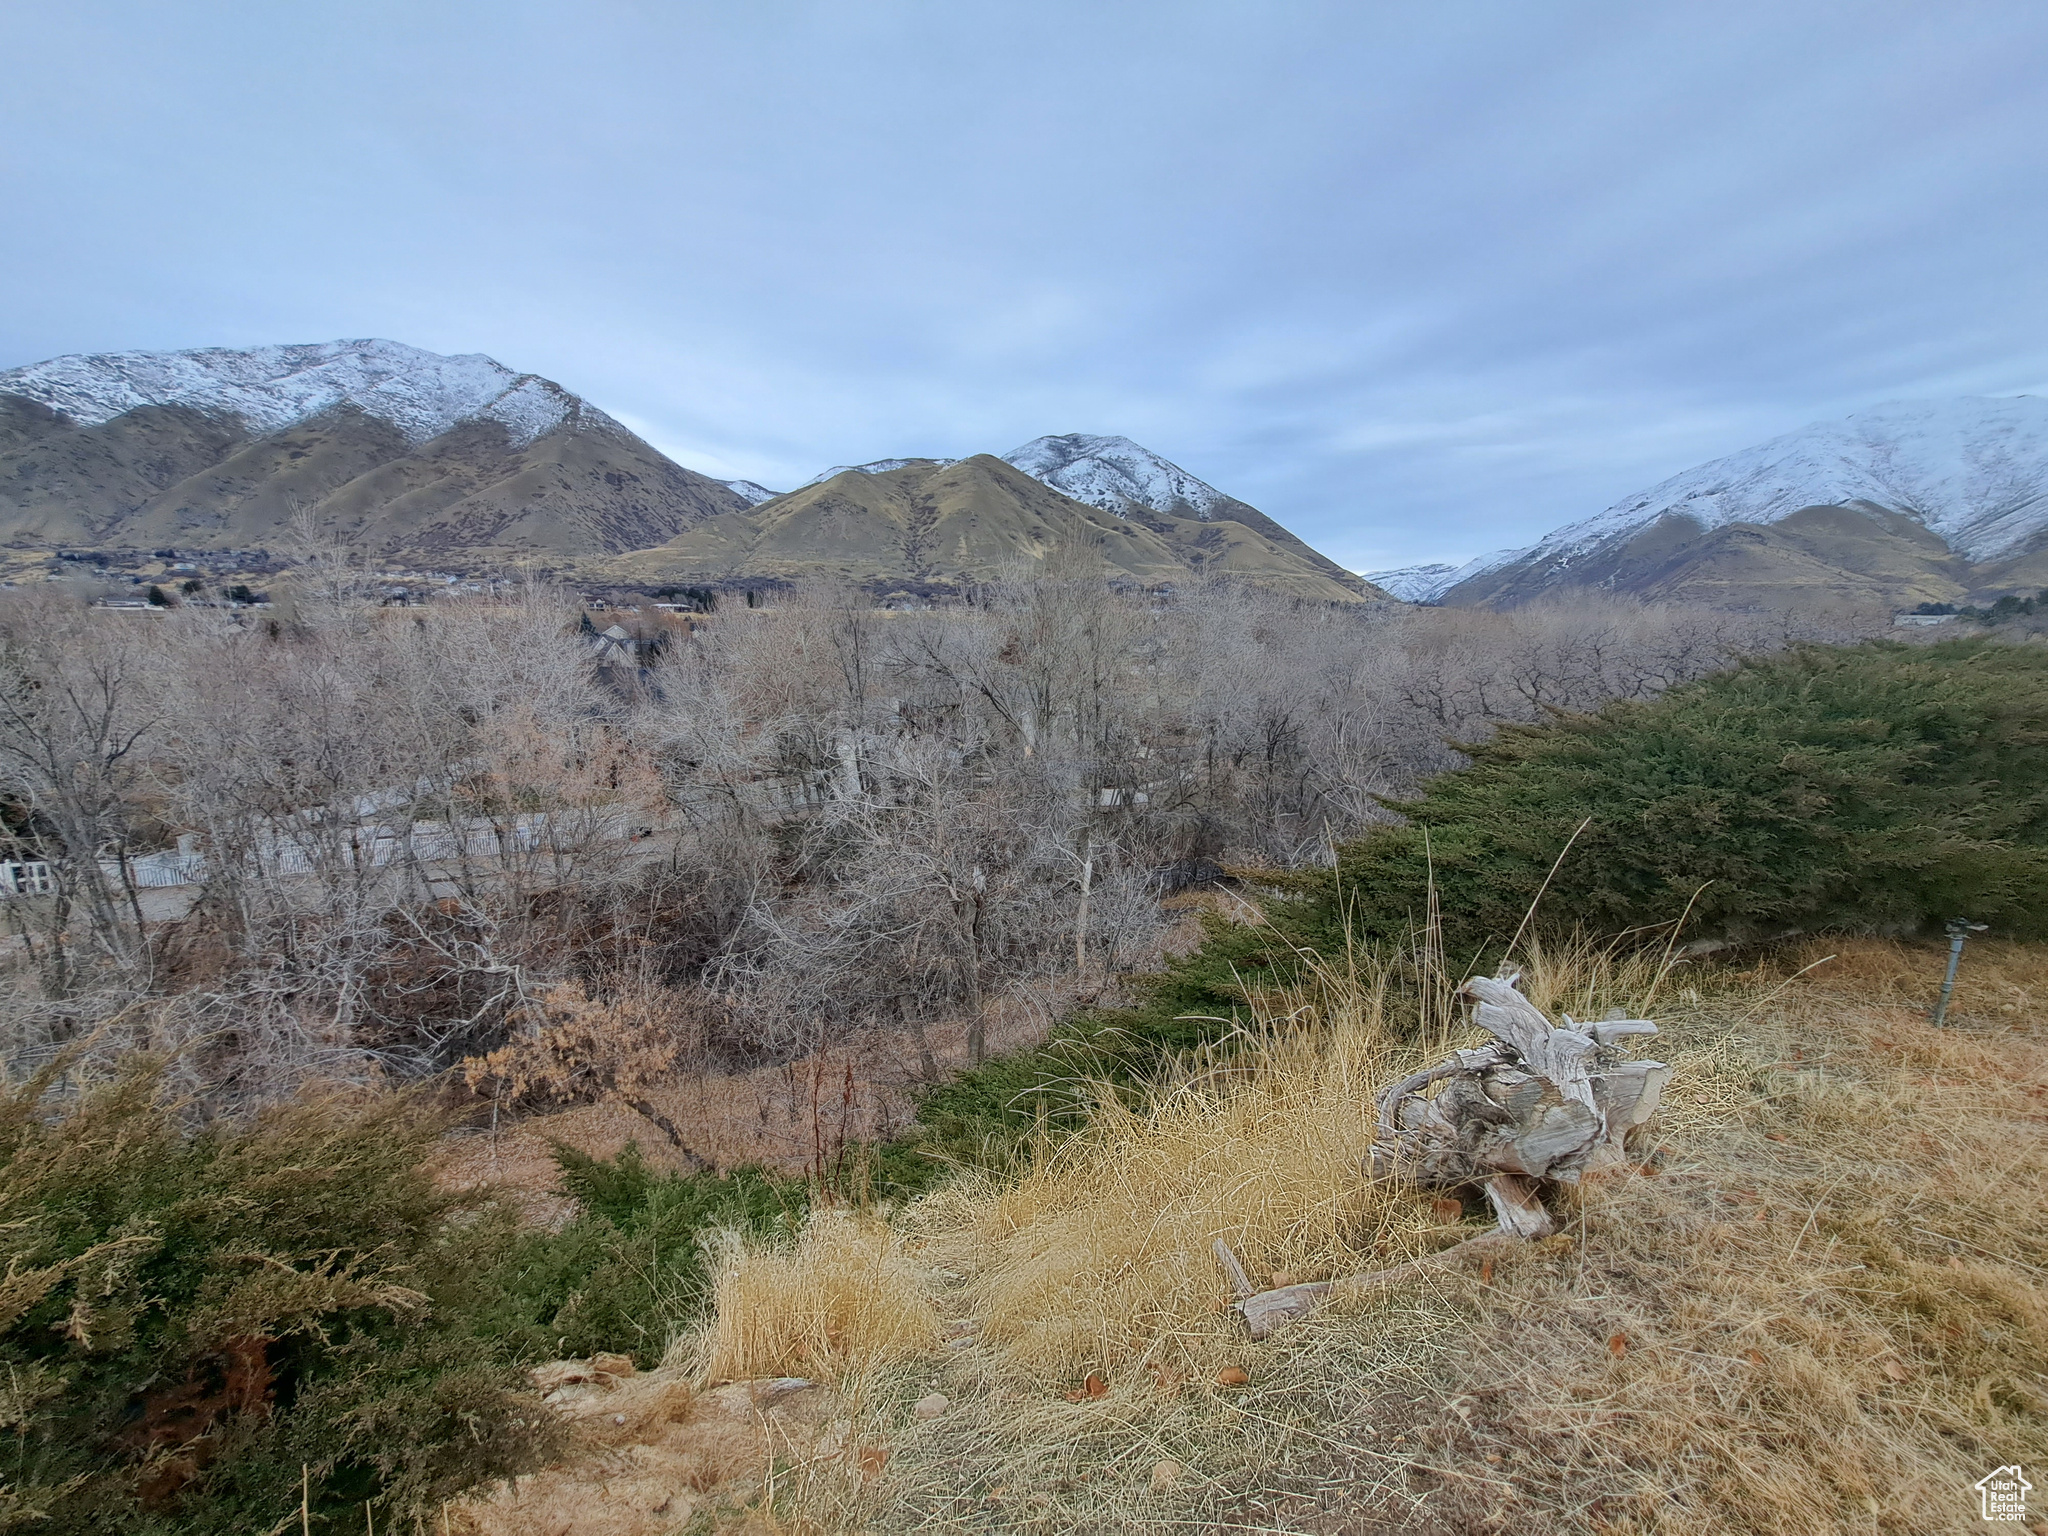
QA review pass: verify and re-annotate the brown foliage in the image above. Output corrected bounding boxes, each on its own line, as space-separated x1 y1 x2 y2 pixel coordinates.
464 982 712 1159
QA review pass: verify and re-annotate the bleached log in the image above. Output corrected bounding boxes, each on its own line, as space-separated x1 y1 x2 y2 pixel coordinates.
1374 974 1668 1194
1235 974 1664 1339
1461 974 1599 1113
1232 1231 1518 1340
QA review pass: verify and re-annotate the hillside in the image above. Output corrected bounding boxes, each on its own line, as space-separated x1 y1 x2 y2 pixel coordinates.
0 340 752 562
0 341 1372 598
611 452 1378 601
1402 397 2048 609
1004 433 1373 595
448 939 2048 1536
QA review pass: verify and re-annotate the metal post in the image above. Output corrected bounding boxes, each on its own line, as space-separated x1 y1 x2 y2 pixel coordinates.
1929 917 1986 1027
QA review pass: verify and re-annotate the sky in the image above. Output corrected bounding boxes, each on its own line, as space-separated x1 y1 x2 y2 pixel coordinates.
5 1 2048 573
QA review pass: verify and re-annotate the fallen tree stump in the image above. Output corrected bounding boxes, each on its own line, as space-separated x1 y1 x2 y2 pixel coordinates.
1223 971 1669 1339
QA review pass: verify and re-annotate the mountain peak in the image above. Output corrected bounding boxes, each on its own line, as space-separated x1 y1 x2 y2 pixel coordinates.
1526 395 2048 568
1360 562 1469 604
1002 433 1238 522
1433 395 2048 609
0 337 749 561
0 338 620 448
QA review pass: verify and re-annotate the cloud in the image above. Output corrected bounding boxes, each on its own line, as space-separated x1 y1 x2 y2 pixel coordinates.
4 0 2047 569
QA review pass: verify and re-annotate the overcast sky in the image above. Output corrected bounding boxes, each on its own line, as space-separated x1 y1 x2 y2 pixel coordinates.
6 2 2047 571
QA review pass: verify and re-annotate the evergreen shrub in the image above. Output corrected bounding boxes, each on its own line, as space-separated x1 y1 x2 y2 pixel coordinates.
0 1062 554 1534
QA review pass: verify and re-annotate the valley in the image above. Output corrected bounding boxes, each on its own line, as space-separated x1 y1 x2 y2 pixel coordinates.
3 337 2046 1536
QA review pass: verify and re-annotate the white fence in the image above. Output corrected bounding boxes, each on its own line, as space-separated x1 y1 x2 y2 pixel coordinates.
0 861 53 896
0 811 598 898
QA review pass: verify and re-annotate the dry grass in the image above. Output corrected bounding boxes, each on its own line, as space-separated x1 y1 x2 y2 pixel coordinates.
693 1207 944 1384
670 937 2047 1534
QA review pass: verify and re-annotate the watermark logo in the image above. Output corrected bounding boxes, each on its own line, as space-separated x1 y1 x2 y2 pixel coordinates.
1975 1465 2031 1523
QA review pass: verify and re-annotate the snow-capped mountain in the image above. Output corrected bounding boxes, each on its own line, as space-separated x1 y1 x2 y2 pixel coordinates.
1361 562 1480 604
0 339 753 560
1525 397 2048 568
1002 434 1239 522
1436 397 2048 609
1001 433 1375 595
800 458 956 488
790 437 1236 519
0 338 610 448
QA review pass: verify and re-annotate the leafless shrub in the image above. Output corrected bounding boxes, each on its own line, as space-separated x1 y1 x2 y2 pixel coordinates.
0 575 1886 1110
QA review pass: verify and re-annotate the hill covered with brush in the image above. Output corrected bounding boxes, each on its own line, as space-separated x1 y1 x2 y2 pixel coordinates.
611 453 1376 601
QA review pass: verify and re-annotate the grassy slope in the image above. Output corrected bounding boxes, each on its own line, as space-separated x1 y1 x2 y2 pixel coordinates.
655 939 2047 1536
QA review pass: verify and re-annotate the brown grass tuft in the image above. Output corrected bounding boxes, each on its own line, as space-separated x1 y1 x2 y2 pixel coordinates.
692 1207 942 1383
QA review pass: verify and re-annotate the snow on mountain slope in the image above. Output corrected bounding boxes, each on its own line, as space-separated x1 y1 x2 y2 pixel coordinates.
799 458 957 487
0 339 611 447
1508 396 2048 572
1002 434 1238 520
1363 560 1495 603
720 479 780 506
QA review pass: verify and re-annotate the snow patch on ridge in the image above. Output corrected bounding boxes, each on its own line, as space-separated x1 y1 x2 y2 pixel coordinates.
800 458 957 487
1365 552 1520 603
0 339 617 448
720 479 780 506
1003 434 1235 520
1501 396 2048 573
1363 562 1464 603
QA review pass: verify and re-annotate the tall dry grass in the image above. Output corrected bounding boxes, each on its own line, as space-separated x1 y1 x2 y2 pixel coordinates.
692 1207 942 1383
920 938 1672 1381
684 937 2046 1534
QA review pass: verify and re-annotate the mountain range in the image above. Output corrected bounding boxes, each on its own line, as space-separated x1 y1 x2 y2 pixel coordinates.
1371 397 2048 610
16 339 2041 613
0 341 760 563
0 340 1372 599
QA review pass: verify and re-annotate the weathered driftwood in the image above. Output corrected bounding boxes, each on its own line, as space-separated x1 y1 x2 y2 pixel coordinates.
1224 972 1669 1339
1230 1231 1520 1339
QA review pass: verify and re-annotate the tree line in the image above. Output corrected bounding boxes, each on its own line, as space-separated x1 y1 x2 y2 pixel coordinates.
0 565 1878 1126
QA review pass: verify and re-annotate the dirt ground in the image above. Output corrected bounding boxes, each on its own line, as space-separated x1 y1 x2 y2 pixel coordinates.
451 1358 859 1536
434 981 1079 1221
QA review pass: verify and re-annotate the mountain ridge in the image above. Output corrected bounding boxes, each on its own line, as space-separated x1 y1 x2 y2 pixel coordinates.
0 339 754 561
0 338 594 447
1406 397 2048 609
1001 433 1371 595
0 339 1369 598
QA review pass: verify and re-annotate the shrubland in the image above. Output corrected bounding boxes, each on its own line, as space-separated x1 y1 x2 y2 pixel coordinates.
874 636 2048 1188
0 572 1852 1103
13 570 2046 1530
0 1062 552 1533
